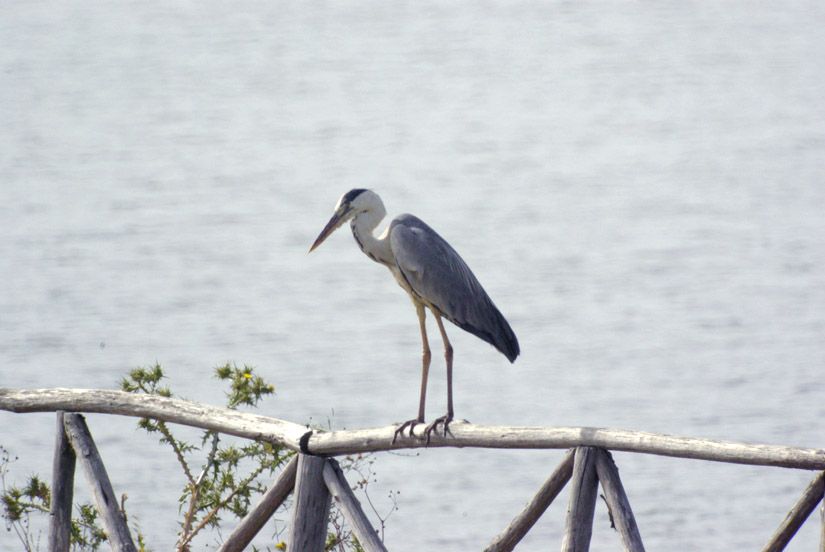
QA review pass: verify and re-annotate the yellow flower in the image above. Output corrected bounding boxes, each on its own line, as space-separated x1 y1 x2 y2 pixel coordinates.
243 373 252 379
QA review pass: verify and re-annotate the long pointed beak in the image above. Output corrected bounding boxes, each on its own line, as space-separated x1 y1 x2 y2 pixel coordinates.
309 210 347 253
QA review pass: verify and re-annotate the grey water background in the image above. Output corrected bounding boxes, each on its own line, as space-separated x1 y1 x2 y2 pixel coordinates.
2 1 825 550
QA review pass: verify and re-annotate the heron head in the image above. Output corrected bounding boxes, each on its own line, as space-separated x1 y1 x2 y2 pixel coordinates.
309 189 383 253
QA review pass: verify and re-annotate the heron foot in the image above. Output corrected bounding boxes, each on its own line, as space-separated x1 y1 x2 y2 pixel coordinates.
424 413 454 443
392 419 422 444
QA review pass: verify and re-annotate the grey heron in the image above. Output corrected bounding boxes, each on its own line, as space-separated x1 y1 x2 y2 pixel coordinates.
309 189 519 442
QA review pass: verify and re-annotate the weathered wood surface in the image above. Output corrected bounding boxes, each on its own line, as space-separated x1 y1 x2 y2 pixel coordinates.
49 411 76 552
0 388 308 450
63 413 138 552
323 458 389 552
485 448 576 552
595 449 646 552
821 497 825 552
760 470 825 552
561 447 599 552
289 454 331 552
2 388 825 469
311 423 825 470
217 455 298 552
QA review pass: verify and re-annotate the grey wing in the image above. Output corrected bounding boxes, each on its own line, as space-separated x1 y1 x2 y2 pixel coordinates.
389 214 519 362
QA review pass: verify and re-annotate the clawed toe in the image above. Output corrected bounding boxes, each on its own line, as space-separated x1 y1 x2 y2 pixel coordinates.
392 419 421 444
393 414 456 445
424 413 453 443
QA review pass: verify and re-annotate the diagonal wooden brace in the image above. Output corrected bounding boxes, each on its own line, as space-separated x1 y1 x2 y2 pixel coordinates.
760 470 825 552
217 454 298 552
323 458 389 552
485 448 576 552
594 448 646 552
62 413 138 552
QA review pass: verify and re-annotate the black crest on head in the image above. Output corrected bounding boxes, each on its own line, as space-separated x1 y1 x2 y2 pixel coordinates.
342 188 369 204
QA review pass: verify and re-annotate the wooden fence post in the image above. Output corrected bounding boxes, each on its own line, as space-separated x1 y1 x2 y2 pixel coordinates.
323 458 388 552
594 449 645 552
561 446 599 552
63 413 137 552
49 411 76 552
288 454 331 552
820 495 825 552
217 454 298 552
485 448 576 552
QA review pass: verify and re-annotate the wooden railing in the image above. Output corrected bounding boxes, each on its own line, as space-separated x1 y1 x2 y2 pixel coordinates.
2 387 824 551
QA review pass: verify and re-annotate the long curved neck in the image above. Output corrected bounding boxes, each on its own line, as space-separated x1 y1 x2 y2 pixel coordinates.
351 209 393 266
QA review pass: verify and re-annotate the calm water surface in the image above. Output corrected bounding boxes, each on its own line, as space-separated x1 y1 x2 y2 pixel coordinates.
2 2 825 550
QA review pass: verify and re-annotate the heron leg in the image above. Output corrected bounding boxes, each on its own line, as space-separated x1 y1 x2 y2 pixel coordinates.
424 313 454 442
393 301 430 444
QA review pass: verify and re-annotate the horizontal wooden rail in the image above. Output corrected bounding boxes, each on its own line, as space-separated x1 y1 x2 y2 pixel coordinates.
2 388 824 470
306 424 825 469
0 387 309 449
